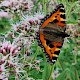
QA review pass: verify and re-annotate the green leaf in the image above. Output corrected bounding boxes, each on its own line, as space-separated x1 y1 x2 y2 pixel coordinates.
0 17 11 33
42 63 54 80
56 68 69 80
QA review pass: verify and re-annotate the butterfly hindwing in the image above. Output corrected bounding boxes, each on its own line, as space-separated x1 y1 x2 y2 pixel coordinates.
37 4 69 64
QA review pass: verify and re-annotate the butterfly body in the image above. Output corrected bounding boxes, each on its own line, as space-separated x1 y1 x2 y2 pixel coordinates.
36 4 69 64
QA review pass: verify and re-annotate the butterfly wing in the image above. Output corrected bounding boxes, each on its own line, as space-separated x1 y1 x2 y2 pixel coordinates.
37 4 68 63
40 4 66 28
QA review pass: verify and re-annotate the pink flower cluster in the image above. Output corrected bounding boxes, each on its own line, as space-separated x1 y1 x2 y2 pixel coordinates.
13 13 44 32
0 41 20 66
0 0 33 12
0 41 20 55
0 41 21 79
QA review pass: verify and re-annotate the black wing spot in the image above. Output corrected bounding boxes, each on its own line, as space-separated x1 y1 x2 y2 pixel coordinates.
61 21 65 24
55 16 57 18
45 39 51 45
49 44 54 48
50 22 54 24
52 57 57 60
57 14 59 15
57 46 62 48
53 19 59 23
60 14 65 19
54 50 60 55
60 8 65 12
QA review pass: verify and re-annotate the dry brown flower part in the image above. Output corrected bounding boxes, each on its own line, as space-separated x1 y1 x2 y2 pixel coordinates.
52 69 60 79
66 24 80 37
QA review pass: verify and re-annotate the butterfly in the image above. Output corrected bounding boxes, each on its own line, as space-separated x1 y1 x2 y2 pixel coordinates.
36 4 69 64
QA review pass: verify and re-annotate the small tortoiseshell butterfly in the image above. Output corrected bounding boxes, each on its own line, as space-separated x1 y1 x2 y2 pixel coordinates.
36 4 69 64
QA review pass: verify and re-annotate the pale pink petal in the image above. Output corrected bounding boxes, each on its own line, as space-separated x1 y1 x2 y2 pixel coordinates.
3 78 8 80
1 54 9 62
2 49 6 55
0 11 9 18
0 1 12 7
13 50 18 55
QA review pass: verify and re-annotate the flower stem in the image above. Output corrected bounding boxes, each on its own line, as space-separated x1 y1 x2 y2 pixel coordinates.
48 65 54 80
43 0 47 15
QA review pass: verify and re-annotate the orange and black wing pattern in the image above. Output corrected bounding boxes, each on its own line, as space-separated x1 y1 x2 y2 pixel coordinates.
36 4 69 64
